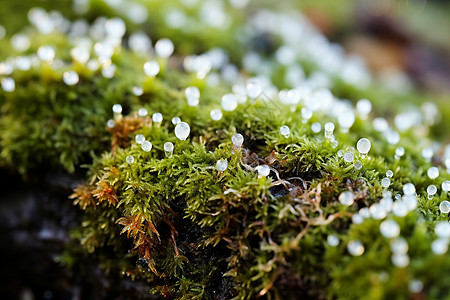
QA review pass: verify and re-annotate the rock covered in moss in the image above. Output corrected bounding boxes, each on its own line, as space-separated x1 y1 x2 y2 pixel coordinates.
0 2 450 300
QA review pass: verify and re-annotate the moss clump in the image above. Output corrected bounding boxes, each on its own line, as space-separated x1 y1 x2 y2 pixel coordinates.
1 2 450 300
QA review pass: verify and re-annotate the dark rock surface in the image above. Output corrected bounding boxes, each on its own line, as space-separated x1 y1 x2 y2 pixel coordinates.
0 169 158 300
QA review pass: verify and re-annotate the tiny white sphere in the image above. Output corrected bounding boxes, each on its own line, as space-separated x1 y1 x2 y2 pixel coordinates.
221 93 238 111
63 71 79 85
232 133 244 147
37 45 55 61
337 150 344 158
280 125 290 137
435 221 450 239
143 61 160 76
422 147 434 160
386 170 393 178
210 109 223 121
311 122 321 133
427 167 439 179
439 200 450 214
373 117 388 132
126 155 135 164
155 38 174 58
338 110 355 130
380 220 400 238
216 159 228 171
135 134 145 144
132 86 143 96
381 177 391 188
395 147 405 157
327 235 339 247
356 99 372 117
352 214 364 224
392 253 409 268
339 191 354 206
256 165 270 177
175 122 190 140
390 237 408 254
1 77 15 92
427 185 437 195
356 138 371 154
403 195 418 211
359 207 371 218
102 64 116 78
71 46 90 64
301 108 313 121
386 130 400 145
152 112 163 123
431 239 448 255
164 142 174 152
347 240 364 256
354 160 363 170
392 201 408 217
403 183 416 196
141 140 152 152
185 86 200 107
106 119 115 128
371 203 387 220
138 108 148 117
343 151 354 163
112 104 122 114
246 81 262 99
324 122 335 132
172 117 181 125
442 180 450 192
408 279 423 293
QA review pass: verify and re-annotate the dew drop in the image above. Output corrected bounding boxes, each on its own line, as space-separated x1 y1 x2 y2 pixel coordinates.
172 117 181 125
143 61 160 76
135 134 145 144
386 170 393 178
431 239 448 255
403 183 416 196
280 125 290 138
112 104 122 114
390 237 408 254
138 108 148 117
435 221 450 239
427 167 439 179
221 93 238 111
175 122 190 140
439 200 450 214
357 138 371 155
327 235 339 247
256 165 270 177
380 219 400 238
152 112 163 123
392 253 409 268
210 109 223 121
232 133 244 147
339 191 354 206
311 122 321 133
1 77 15 92
63 71 79 85
343 151 354 163
381 177 391 188
216 159 228 171
126 155 135 164
141 140 152 152
155 38 174 58
347 240 364 256
427 185 437 196
185 86 200 107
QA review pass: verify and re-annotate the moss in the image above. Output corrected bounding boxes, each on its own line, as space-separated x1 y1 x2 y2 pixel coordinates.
1 1 450 300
